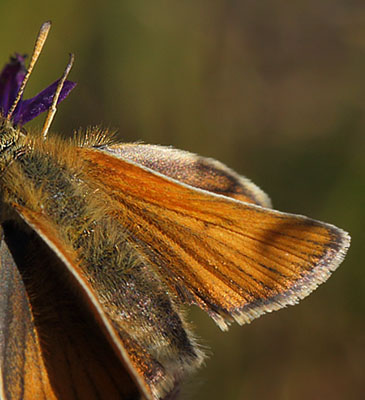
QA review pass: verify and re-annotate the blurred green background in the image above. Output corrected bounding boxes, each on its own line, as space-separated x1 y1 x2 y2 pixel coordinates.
1 1 364 399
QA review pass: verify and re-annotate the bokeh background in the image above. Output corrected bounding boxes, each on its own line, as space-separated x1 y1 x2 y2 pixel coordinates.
1 1 364 399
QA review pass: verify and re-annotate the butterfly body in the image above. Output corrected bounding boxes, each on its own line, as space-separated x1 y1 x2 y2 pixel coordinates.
0 126 207 399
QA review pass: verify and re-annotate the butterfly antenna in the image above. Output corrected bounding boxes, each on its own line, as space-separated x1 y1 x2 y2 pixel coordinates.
41 53 74 140
6 21 52 122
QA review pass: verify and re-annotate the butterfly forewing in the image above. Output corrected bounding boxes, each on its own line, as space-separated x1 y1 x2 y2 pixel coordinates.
0 131 349 398
80 147 350 329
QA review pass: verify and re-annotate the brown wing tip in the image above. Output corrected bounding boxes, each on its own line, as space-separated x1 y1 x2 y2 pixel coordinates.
212 224 351 331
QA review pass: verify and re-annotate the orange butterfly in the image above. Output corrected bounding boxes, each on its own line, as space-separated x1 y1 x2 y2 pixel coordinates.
0 22 350 400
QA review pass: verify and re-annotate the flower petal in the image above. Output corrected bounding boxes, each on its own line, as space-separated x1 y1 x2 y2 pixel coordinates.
0 54 26 116
13 80 76 125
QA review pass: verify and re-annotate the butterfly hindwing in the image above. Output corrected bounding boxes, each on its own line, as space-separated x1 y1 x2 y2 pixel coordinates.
11 203 203 400
0 226 57 400
100 143 272 207
1 220 144 400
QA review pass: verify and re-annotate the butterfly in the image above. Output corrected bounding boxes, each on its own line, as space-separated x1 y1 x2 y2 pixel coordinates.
0 22 350 400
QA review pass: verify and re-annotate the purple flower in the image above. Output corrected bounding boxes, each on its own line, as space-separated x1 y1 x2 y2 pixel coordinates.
0 53 76 126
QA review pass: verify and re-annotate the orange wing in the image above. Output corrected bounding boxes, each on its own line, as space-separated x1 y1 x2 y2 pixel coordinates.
101 142 272 207
3 213 154 400
0 227 57 400
3 140 349 399
81 147 350 329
